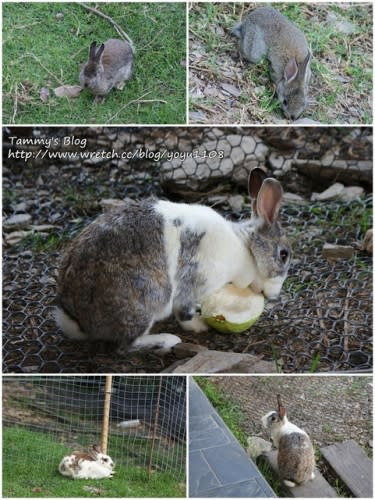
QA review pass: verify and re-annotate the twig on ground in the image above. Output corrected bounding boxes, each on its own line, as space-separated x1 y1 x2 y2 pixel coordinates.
22 53 64 86
12 83 18 123
108 91 167 120
79 3 134 50
71 46 87 60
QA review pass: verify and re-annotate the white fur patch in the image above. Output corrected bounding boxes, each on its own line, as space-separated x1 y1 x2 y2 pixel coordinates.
178 315 208 333
283 479 296 488
130 333 181 354
154 200 256 298
260 275 286 300
54 307 87 340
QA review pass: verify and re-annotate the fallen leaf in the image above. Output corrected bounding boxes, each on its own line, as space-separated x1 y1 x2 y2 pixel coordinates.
54 85 82 98
40 87 50 102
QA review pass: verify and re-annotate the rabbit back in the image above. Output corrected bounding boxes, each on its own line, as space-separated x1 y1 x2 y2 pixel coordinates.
56 201 173 350
278 432 315 486
238 7 309 70
101 38 134 82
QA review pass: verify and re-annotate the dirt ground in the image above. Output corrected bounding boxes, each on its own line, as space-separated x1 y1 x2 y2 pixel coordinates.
209 375 373 454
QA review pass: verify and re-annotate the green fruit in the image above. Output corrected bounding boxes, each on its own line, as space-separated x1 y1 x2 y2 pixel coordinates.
201 284 264 334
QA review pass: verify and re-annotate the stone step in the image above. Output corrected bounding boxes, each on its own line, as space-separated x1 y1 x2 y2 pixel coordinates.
321 440 373 498
259 450 338 498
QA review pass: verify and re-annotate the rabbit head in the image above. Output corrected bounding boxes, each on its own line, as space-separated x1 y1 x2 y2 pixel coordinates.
244 168 291 300
277 51 312 120
80 41 105 90
262 395 306 446
85 445 114 470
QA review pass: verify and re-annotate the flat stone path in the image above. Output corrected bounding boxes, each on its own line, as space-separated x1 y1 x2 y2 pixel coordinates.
189 379 275 497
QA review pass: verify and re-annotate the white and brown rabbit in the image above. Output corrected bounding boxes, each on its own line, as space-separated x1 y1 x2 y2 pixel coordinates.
58 445 115 480
262 395 315 487
232 7 312 120
79 39 134 103
54 167 291 355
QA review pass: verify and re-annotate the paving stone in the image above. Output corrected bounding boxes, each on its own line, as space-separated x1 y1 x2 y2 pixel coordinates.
190 422 232 451
189 380 275 497
202 443 259 485
197 478 274 498
189 451 220 496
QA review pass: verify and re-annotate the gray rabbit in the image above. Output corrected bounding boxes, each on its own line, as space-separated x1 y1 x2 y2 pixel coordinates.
79 39 134 103
54 168 291 355
232 7 312 120
262 395 316 487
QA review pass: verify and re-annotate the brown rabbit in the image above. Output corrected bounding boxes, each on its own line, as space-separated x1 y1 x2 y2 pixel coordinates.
261 395 315 487
79 39 134 102
232 7 312 120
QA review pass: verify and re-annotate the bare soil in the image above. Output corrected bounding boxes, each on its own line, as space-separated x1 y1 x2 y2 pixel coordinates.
209 375 373 454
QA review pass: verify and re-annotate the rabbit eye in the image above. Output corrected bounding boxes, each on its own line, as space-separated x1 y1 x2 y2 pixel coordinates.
279 248 289 263
283 99 288 107
103 457 108 462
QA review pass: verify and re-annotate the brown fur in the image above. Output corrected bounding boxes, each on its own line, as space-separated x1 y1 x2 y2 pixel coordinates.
278 433 315 485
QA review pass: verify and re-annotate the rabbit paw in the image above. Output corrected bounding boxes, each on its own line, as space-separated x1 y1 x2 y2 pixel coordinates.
130 333 181 354
115 81 125 90
94 95 105 104
179 315 208 333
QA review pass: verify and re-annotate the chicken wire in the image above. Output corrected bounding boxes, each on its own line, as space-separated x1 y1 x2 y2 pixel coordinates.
2 376 186 481
3 126 372 373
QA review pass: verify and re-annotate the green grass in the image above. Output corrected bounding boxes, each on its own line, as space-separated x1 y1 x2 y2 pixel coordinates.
195 377 248 446
3 2 186 124
3 427 185 497
255 458 285 497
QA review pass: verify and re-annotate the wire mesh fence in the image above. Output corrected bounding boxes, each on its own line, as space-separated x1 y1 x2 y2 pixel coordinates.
2 126 372 373
3 376 186 483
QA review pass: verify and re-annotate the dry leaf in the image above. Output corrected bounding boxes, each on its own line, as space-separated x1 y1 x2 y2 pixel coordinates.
54 85 82 98
221 83 241 98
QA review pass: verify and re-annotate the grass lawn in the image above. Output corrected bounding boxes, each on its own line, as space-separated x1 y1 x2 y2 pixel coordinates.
189 2 372 124
3 2 186 124
3 427 186 497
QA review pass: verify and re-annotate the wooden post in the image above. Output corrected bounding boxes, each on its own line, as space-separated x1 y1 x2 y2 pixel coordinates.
101 375 113 454
148 378 163 477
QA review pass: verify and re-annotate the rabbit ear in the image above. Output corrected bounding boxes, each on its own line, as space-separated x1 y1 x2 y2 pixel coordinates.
256 178 283 225
89 41 98 59
284 58 298 83
300 51 312 83
90 444 101 458
279 406 287 418
95 43 105 61
248 168 267 214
